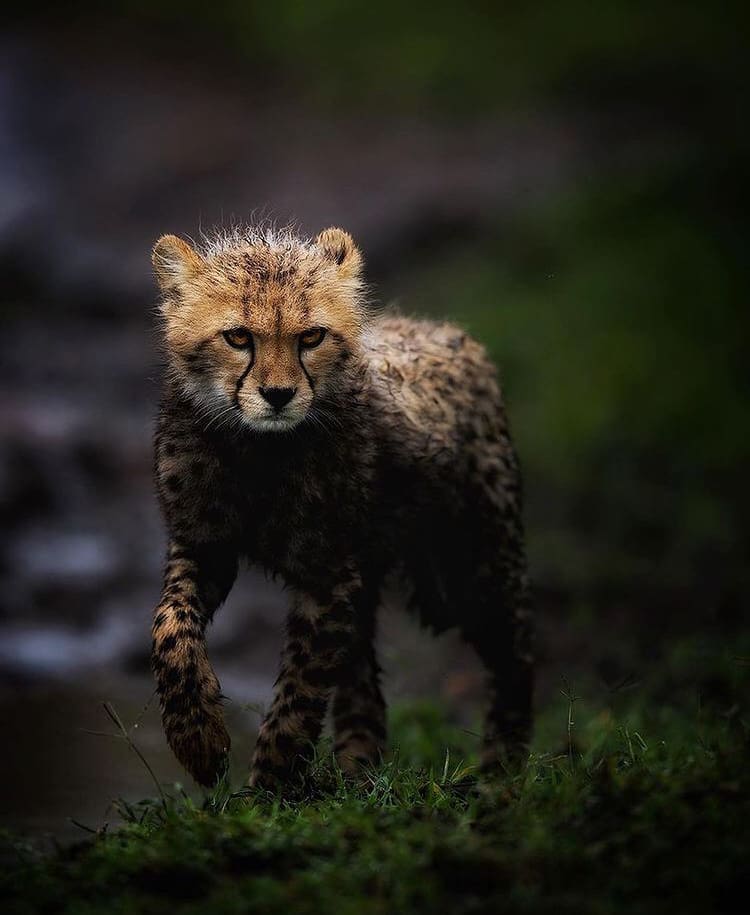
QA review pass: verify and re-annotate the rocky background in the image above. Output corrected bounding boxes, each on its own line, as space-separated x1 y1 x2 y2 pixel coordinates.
1 4 748 836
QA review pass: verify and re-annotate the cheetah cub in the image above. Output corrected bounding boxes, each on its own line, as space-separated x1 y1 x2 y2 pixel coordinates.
150 226 533 791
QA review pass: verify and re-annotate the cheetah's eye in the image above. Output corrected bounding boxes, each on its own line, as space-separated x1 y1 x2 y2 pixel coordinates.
223 327 254 349
299 327 327 349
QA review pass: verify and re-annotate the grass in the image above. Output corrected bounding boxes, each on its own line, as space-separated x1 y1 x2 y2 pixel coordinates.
1 635 748 914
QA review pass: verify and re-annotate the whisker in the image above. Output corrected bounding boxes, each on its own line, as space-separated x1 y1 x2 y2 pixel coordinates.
203 404 240 435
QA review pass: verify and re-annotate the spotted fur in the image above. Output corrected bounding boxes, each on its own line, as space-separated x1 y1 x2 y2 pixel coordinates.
150 225 533 790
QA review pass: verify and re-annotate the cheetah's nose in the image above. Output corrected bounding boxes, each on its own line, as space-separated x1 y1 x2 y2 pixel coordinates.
259 386 297 411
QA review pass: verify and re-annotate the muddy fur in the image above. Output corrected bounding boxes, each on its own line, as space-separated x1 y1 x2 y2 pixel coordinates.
150 225 533 789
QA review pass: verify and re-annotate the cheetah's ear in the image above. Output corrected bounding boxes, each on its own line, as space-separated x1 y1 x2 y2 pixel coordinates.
315 227 363 278
152 235 205 292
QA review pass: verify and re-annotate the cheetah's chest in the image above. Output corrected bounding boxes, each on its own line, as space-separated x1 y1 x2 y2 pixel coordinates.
229 445 365 580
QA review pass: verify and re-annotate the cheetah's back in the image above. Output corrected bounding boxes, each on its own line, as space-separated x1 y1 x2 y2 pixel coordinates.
363 316 525 634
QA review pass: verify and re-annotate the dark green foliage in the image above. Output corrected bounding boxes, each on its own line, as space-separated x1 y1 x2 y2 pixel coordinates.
394 163 750 600
19 2 748 115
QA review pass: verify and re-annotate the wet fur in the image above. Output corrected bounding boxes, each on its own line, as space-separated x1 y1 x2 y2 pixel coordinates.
150 225 533 789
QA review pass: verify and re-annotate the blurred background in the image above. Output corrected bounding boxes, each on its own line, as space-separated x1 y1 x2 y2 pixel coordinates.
1 2 748 837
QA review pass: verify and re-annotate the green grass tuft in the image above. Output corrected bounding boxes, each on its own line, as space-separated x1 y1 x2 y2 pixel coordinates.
1 637 748 914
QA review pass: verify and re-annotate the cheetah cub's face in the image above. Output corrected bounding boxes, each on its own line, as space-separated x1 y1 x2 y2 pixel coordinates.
153 228 365 433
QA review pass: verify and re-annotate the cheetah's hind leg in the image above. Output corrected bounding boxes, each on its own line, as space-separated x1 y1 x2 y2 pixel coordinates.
462 568 534 776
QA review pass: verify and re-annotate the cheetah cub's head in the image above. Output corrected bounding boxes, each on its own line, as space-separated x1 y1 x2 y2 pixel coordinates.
153 227 365 433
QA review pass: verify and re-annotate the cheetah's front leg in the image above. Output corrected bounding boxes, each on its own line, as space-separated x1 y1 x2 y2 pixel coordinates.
332 638 386 775
151 540 237 787
249 566 361 791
